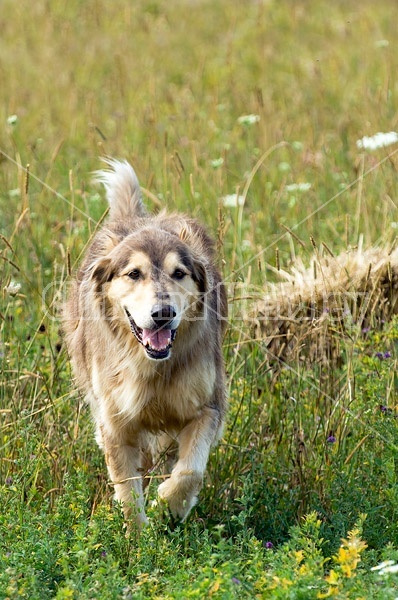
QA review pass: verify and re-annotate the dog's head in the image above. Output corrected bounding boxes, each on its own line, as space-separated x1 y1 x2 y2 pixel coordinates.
91 228 207 361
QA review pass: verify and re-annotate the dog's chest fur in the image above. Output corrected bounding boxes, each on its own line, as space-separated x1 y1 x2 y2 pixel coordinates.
91 351 216 433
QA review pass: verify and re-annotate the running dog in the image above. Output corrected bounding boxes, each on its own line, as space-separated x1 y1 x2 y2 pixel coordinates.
63 159 227 528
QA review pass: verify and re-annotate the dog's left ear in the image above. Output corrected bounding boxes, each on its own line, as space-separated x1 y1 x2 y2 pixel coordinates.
192 260 208 295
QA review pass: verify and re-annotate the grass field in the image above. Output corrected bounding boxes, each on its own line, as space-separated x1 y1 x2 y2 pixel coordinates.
1 0 398 597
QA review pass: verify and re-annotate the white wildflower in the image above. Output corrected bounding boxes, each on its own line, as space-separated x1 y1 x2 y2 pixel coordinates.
7 114 18 126
222 194 245 207
379 564 398 575
8 188 21 198
356 131 398 150
285 183 312 193
211 157 224 168
237 114 260 126
291 141 304 151
371 560 398 575
278 162 291 173
371 560 395 571
4 281 21 296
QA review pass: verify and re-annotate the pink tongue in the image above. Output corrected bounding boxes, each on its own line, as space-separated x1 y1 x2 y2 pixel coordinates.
142 328 172 350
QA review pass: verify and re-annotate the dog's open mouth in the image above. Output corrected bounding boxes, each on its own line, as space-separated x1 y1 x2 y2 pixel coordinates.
125 310 177 360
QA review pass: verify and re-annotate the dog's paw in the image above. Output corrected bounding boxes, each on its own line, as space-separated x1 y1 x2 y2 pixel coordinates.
158 471 202 521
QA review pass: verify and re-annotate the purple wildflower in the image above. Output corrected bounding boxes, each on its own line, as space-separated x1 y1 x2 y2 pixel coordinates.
101 550 107 558
362 327 370 333
379 405 388 413
5 477 13 485
265 541 273 549
327 435 336 444
376 351 392 360
232 577 241 585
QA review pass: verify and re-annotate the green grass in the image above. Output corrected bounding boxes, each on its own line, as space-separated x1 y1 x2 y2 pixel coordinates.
1 0 398 597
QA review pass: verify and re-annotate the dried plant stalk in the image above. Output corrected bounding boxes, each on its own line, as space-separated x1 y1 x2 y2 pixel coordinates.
251 245 398 366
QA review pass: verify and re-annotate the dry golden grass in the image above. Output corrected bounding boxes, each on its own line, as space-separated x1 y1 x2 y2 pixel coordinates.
252 241 398 365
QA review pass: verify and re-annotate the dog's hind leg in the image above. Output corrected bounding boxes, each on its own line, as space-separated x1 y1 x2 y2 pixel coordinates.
157 406 222 521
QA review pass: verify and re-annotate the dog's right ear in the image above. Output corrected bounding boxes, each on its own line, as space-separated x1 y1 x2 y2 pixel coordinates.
91 257 114 286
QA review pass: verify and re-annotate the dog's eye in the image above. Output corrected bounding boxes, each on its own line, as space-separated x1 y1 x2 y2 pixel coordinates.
128 269 141 281
172 269 186 280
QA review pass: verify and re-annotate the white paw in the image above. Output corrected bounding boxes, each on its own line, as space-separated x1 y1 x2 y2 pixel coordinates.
158 471 202 521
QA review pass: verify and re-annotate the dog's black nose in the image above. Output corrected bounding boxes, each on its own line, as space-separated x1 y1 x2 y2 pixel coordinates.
151 304 177 327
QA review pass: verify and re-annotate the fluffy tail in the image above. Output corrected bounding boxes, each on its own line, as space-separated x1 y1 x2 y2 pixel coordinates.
94 158 146 221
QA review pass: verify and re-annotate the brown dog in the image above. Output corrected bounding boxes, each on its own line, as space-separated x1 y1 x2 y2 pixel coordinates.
63 159 227 527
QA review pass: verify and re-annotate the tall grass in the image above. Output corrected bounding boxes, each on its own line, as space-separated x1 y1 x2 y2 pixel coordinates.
1 0 398 597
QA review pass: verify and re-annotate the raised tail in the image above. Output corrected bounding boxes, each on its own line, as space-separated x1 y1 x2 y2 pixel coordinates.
94 158 146 221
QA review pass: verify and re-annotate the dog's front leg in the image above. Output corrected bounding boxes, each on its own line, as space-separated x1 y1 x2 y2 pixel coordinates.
101 433 148 528
158 406 222 521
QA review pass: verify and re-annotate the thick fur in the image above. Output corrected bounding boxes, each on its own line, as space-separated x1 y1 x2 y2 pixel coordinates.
63 159 227 527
